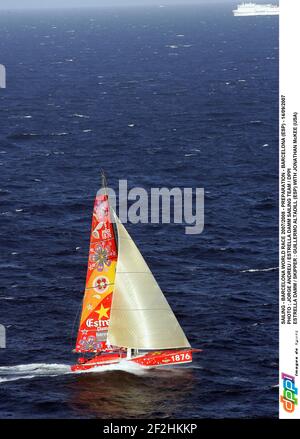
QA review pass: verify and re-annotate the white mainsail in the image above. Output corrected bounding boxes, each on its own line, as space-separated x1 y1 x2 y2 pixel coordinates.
107 213 191 350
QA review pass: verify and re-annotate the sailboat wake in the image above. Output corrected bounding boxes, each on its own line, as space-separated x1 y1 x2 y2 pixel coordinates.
77 359 148 376
0 358 199 383
0 360 149 383
0 363 71 383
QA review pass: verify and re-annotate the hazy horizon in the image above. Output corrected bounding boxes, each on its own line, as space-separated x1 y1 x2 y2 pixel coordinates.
0 0 235 11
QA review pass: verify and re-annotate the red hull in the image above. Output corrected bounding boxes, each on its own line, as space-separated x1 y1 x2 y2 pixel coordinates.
71 349 201 372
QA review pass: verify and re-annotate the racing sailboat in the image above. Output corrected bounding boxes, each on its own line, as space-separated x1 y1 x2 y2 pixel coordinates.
71 178 200 371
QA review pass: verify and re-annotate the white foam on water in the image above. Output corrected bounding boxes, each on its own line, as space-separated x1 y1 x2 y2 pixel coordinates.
240 267 278 273
0 375 35 383
0 363 70 374
0 360 147 383
73 114 90 118
0 363 71 383
0 356 196 383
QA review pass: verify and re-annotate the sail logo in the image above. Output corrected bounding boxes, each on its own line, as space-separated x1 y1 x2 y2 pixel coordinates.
280 372 298 413
0 65 6 89
93 276 109 294
86 318 109 328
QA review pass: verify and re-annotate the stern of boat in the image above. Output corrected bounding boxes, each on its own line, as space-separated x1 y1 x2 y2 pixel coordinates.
130 348 201 368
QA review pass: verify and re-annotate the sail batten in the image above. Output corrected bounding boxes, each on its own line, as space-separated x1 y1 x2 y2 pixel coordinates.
107 213 191 350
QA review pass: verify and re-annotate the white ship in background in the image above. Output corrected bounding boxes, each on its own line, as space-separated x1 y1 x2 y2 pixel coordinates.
233 3 279 16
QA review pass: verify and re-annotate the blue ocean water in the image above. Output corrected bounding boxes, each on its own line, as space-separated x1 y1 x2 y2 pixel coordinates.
0 4 278 418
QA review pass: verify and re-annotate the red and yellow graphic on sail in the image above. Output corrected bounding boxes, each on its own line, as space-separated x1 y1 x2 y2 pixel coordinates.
75 193 117 353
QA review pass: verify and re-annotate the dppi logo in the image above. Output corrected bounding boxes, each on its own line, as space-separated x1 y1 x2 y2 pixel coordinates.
280 372 298 413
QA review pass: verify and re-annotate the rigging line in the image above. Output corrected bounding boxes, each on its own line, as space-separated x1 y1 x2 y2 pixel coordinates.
89 235 117 244
92 255 117 262
1 282 116 290
100 168 108 198
84 283 115 289
116 271 153 274
100 169 119 249
77 328 108 333
111 308 173 310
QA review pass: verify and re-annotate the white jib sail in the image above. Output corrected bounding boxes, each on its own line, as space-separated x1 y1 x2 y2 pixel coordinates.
107 213 191 350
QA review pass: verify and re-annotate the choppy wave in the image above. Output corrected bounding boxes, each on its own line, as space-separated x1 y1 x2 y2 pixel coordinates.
72 114 90 118
240 267 278 273
7 132 69 140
